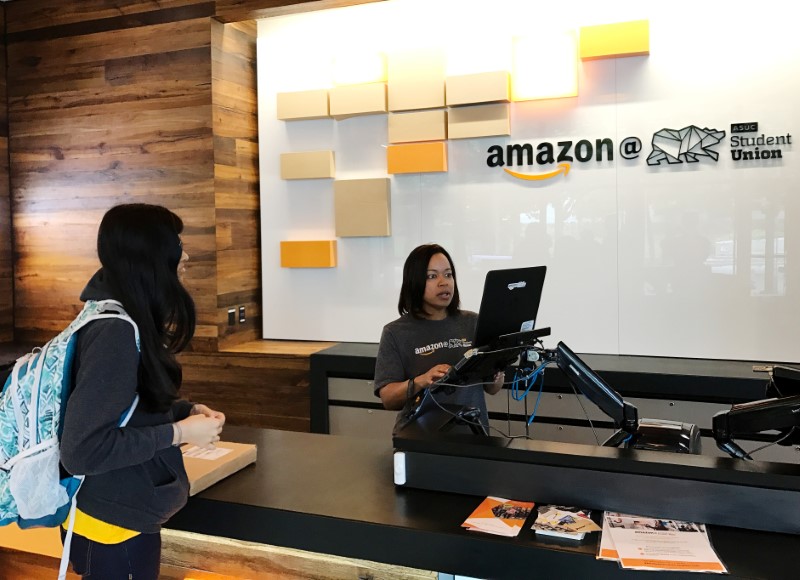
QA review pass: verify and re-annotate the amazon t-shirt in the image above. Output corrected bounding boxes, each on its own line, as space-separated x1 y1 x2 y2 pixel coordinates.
374 311 488 428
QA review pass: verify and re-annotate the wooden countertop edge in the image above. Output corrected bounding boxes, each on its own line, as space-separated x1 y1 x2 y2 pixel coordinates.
218 339 339 357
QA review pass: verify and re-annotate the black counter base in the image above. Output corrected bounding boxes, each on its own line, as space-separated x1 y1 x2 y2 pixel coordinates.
168 427 800 580
394 428 800 535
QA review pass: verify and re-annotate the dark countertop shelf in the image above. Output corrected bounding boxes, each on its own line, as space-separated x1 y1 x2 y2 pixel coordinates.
168 426 800 579
311 342 781 403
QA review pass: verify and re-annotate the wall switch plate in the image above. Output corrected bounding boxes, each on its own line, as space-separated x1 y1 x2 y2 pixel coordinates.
227 308 236 326
238 305 246 323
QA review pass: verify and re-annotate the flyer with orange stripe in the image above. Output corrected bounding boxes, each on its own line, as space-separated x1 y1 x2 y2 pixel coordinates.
461 497 535 537
600 512 727 573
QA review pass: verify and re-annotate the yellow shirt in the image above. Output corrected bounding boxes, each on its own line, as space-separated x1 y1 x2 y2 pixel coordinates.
63 508 140 544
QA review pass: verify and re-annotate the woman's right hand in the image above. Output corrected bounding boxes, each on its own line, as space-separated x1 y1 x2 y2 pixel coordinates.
177 414 223 449
415 364 452 390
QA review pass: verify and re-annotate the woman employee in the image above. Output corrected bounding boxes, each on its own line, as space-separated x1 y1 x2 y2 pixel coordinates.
374 244 503 433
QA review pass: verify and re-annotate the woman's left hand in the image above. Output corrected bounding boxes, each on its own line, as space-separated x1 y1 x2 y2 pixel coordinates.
485 370 505 395
191 404 226 428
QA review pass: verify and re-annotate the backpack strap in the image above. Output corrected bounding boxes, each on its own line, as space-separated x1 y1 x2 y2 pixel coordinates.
75 299 141 350
7 300 141 455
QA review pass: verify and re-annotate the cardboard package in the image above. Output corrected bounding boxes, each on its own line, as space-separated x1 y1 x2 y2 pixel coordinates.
182 441 257 496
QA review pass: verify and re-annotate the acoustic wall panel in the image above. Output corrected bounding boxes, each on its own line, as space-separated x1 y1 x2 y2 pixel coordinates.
388 110 447 144
280 241 338 268
387 48 445 111
280 151 335 180
447 103 510 140
333 51 387 85
276 89 330 120
334 178 391 237
446 71 511 106
387 142 447 174
329 83 387 118
512 31 578 101
580 20 650 60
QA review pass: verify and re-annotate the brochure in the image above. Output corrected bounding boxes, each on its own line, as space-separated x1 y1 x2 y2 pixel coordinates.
597 512 620 561
533 505 601 540
462 496 535 537
601 512 727 574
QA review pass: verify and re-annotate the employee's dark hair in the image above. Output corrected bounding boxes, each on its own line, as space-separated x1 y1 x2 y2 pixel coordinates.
398 243 461 318
97 203 195 412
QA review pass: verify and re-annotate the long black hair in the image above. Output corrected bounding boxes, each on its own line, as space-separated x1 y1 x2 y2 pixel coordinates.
97 203 196 413
398 243 461 319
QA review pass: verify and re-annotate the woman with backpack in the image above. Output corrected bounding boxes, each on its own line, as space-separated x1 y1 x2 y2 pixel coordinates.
59 203 224 579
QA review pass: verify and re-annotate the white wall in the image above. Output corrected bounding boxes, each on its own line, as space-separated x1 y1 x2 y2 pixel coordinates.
257 0 800 362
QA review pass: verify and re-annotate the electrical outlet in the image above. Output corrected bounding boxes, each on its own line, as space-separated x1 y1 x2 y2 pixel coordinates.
227 308 236 326
238 305 246 323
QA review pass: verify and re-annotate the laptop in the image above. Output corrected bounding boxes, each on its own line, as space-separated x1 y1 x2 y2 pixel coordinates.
432 265 548 389
473 266 547 348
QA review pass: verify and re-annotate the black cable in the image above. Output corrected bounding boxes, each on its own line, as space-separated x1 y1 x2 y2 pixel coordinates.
422 382 526 440
568 378 601 445
746 427 797 457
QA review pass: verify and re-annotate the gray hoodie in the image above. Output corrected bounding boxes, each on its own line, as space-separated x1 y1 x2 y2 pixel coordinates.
59 269 194 533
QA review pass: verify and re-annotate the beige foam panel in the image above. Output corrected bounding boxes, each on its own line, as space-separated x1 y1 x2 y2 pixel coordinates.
329 83 387 118
276 89 329 120
388 48 445 111
447 103 510 140
446 71 510 106
388 110 447 144
334 178 391 237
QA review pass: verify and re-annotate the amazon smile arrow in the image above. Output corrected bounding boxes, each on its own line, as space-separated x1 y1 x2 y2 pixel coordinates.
504 163 571 181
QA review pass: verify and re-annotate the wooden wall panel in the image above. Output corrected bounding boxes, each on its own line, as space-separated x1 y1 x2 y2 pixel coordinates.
1 0 362 431
0 545 235 580
214 0 384 23
0 6 12 342
212 20 261 348
6 1 217 347
0 530 436 580
6 1 214 35
179 351 311 432
161 529 436 580
0 548 80 580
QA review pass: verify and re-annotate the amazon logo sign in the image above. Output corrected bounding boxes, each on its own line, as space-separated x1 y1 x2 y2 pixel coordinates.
486 124 756 182
487 138 619 181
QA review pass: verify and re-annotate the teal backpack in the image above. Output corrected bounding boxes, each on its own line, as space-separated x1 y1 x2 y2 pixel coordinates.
0 299 140 530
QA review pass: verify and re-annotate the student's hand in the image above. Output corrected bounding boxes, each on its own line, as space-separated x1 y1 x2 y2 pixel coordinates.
191 403 226 428
177 414 223 449
416 364 452 390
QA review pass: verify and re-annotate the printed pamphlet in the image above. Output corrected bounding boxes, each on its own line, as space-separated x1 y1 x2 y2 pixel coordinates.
599 512 727 573
462 497 535 537
532 505 601 540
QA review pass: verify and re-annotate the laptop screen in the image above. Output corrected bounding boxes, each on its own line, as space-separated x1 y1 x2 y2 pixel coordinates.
472 266 547 348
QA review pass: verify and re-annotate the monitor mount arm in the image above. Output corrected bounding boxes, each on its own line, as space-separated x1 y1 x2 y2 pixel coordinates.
712 395 800 460
537 342 639 448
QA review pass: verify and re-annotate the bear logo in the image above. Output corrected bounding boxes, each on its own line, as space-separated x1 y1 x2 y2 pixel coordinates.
646 126 726 165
